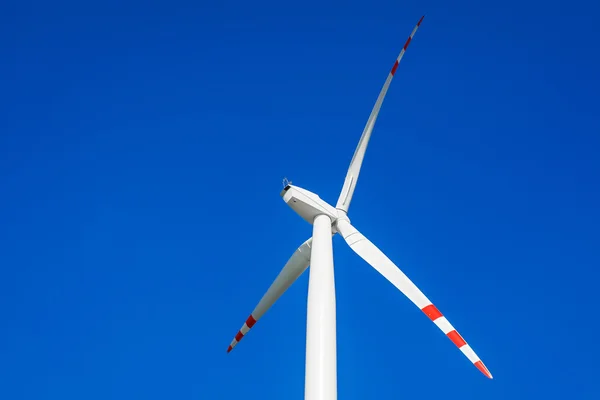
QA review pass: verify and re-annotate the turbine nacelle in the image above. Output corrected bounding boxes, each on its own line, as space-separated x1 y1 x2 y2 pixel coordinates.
280 184 338 226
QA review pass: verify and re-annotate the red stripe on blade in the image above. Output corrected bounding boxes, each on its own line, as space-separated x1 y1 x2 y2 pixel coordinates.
403 37 412 50
417 16 425 27
447 330 466 348
227 345 233 353
235 331 244 342
246 315 257 328
391 60 399 75
475 361 493 379
421 304 443 321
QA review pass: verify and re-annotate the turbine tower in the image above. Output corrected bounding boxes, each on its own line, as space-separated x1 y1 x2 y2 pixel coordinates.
227 16 492 400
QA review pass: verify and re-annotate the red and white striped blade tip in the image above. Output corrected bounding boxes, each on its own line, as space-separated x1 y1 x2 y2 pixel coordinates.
475 361 493 379
421 304 492 379
226 314 257 353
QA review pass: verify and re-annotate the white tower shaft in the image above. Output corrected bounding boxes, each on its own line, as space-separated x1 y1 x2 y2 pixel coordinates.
305 214 337 400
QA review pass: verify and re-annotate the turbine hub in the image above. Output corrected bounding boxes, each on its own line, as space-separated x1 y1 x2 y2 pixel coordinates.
333 210 351 234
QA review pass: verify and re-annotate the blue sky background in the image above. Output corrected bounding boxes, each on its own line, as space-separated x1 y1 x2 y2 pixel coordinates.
2 0 600 398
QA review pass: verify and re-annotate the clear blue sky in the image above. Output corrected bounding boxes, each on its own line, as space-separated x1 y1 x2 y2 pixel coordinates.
2 0 600 398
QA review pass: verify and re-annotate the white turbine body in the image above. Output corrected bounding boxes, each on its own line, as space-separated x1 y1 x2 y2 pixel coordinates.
227 16 492 399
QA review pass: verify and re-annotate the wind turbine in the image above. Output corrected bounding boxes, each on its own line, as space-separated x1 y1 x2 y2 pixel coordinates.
227 16 492 399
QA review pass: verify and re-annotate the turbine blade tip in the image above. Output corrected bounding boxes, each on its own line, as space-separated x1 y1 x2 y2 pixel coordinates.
418 15 425 26
227 345 233 353
475 360 493 379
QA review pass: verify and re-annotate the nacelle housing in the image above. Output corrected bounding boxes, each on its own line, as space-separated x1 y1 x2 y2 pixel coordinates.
280 184 338 225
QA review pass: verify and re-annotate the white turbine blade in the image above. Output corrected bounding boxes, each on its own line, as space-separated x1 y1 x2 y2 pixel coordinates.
227 238 312 353
336 220 492 379
336 16 424 214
